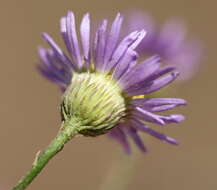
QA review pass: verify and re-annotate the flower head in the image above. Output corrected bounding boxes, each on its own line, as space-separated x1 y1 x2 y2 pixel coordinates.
124 11 202 81
38 11 186 153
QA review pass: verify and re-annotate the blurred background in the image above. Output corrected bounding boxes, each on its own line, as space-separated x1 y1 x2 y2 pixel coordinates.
0 0 216 189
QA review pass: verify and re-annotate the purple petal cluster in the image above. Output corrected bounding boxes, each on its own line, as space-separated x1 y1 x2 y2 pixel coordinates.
38 11 186 153
125 11 202 81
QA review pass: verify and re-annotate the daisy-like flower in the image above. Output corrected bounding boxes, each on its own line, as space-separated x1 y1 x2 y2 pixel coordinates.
12 11 188 190
38 11 186 153
124 11 202 81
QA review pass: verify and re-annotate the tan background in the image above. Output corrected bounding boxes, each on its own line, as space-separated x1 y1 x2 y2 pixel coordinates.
0 0 216 189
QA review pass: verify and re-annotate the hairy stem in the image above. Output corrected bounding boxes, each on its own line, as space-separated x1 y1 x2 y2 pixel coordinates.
12 121 79 190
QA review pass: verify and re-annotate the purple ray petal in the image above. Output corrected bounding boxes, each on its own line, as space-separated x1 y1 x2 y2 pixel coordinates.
94 20 108 71
127 71 179 96
104 13 123 65
41 33 73 69
149 104 183 112
104 30 146 72
130 119 178 145
160 114 185 124
133 107 166 125
120 55 161 89
124 66 176 94
80 13 91 67
60 16 73 60
132 98 187 106
38 47 53 68
37 65 67 89
112 48 138 80
47 50 72 80
144 71 179 94
131 98 187 112
66 11 82 69
124 125 147 152
38 47 71 84
108 126 131 153
143 66 176 83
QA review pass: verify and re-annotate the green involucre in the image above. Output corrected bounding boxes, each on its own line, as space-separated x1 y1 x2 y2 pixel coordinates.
61 72 127 136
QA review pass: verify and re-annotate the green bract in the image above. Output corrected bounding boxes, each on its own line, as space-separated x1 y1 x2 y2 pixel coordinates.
61 72 127 136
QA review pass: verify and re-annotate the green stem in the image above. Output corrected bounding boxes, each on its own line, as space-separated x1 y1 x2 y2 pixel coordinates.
12 121 79 190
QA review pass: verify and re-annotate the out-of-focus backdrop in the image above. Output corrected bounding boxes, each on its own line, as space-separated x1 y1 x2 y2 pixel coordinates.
0 0 216 190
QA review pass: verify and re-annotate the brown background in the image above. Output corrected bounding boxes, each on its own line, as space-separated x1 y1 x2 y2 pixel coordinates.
0 0 216 190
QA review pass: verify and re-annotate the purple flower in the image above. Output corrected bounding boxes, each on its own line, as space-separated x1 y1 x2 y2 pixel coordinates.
38 11 186 153
124 11 202 81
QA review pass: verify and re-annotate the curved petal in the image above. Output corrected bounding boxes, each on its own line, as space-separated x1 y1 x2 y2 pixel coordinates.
124 125 147 152
104 30 146 72
127 71 179 96
130 119 178 145
108 126 131 153
41 33 73 69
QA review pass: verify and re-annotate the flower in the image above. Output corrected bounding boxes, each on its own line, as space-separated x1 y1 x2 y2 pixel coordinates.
124 11 202 81
38 11 186 153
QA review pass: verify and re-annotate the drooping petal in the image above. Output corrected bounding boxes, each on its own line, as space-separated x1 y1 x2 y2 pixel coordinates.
109 126 131 153
133 107 166 125
130 119 178 145
124 125 147 152
132 107 185 125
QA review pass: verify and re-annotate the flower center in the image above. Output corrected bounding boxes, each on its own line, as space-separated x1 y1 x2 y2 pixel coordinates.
61 72 127 136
